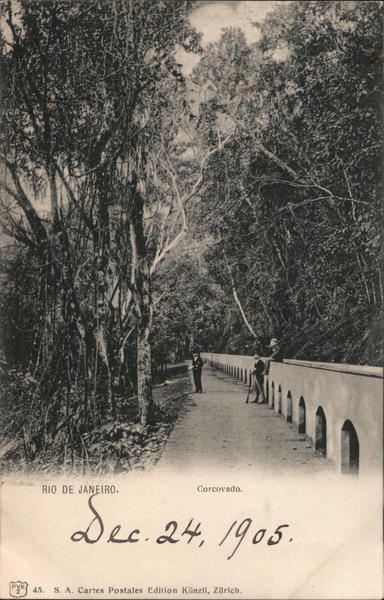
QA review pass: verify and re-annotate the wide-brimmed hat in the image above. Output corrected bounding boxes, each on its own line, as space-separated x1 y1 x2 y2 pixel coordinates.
268 338 279 348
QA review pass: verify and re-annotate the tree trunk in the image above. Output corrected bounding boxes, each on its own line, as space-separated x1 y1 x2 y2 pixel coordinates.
131 186 154 427
137 311 153 427
96 325 116 418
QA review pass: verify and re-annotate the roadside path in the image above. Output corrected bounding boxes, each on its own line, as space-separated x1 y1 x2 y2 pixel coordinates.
157 366 330 473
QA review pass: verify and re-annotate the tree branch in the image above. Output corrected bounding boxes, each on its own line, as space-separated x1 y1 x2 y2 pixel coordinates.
223 247 257 339
0 159 47 246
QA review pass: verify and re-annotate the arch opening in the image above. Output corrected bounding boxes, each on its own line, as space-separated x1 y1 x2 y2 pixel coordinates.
286 391 292 423
277 385 282 414
271 382 275 409
341 420 359 475
315 406 327 456
298 397 306 434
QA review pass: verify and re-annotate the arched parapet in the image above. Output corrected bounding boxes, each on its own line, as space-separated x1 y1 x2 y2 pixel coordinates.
201 352 382 475
341 420 359 475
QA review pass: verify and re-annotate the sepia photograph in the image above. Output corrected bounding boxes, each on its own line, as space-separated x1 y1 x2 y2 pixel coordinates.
0 1 383 599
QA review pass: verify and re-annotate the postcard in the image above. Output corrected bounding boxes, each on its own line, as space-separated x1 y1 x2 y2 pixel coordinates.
0 1 383 599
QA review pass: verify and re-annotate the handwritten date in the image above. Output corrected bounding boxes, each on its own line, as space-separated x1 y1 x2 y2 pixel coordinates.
71 494 291 560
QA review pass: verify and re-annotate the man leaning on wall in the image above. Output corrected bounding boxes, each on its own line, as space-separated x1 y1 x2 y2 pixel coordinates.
248 352 266 404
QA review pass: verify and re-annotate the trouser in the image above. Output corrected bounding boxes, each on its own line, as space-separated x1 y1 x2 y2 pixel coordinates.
193 370 203 392
255 377 265 403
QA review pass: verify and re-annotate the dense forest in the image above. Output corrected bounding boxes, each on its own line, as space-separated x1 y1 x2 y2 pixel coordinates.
0 0 382 471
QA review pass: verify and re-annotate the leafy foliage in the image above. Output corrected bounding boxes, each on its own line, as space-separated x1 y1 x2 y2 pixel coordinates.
187 1 383 363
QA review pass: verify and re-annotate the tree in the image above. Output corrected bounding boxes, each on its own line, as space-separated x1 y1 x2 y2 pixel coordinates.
189 2 383 363
0 0 205 456
0 0 235 435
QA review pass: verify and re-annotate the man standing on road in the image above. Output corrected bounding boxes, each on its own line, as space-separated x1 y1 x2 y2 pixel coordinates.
249 352 266 403
192 351 204 393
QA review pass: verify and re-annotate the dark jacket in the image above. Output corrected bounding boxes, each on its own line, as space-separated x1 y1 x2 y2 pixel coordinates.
192 356 203 372
252 358 265 383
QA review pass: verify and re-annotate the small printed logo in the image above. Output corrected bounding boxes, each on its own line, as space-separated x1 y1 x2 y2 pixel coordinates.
9 581 28 598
